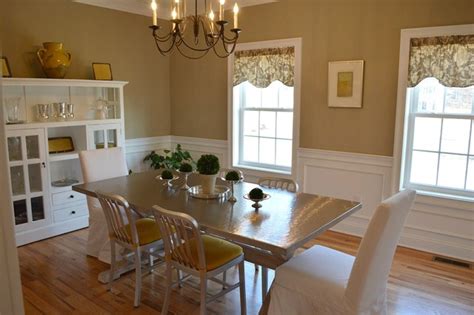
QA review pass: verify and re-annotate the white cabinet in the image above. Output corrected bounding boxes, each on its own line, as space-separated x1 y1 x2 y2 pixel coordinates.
2 78 128 246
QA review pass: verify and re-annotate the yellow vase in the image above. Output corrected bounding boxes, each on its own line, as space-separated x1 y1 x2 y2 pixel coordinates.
37 42 72 79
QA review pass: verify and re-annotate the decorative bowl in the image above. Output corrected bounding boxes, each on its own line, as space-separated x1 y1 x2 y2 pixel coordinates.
243 193 271 209
156 175 179 187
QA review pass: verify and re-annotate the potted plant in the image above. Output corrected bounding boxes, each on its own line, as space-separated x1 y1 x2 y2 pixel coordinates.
196 154 220 194
143 144 194 170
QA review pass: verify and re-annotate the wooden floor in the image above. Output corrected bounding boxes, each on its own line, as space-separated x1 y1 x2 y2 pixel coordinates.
18 229 474 314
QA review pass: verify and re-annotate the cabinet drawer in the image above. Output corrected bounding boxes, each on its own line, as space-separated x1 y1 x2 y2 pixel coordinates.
52 190 86 206
54 205 88 223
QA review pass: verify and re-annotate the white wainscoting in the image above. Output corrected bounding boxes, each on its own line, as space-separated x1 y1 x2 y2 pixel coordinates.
125 136 171 173
124 136 474 262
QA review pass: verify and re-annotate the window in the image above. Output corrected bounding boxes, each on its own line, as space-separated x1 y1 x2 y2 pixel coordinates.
394 27 474 201
234 81 294 171
230 39 301 174
403 78 474 198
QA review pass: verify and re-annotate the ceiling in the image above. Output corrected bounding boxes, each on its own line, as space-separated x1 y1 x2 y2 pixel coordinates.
73 0 278 19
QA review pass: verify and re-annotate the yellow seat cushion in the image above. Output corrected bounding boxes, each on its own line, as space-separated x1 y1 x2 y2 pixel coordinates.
173 235 243 271
124 218 162 245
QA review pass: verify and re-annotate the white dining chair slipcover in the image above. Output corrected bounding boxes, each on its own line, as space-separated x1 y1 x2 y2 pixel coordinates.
268 189 416 315
79 147 129 263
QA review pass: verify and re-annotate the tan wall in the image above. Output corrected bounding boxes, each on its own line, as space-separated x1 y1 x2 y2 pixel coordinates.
1 0 171 139
170 0 474 156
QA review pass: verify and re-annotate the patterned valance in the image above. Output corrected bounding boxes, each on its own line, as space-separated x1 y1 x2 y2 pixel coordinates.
233 47 295 88
408 35 474 87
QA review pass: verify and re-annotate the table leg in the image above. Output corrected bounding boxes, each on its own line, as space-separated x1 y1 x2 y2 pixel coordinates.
261 266 268 302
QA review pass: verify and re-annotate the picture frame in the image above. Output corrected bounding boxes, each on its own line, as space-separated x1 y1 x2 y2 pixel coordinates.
328 60 364 108
92 63 113 80
1 56 12 77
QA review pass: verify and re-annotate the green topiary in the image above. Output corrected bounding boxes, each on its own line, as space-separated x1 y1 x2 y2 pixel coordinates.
225 170 240 181
161 170 174 180
249 187 264 200
196 154 220 175
179 162 193 173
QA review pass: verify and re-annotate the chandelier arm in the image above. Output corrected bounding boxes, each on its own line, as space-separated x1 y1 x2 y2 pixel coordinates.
212 44 232 58
153 34 178 55
176 42 211 59
176 29 221 52
152 26 176 41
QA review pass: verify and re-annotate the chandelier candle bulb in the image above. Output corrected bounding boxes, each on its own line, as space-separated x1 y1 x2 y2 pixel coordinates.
209 10 215 33
233 3 239 29
151 0 157 26
219 0 225 21
175 0 180 19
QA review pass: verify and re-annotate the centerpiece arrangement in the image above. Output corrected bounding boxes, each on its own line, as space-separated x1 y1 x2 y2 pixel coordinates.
244 187 271 209
196 154 220 194
222 170 244 202
158 169 179 187
178 162 193 190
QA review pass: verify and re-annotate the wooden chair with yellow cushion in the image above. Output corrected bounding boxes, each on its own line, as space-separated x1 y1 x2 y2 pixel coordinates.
152 205 247 315
96 191 163 307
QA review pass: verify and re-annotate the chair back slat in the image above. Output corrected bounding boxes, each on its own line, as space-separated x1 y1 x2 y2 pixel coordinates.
258 177 299 193
152 206 206 271
96 191 139 246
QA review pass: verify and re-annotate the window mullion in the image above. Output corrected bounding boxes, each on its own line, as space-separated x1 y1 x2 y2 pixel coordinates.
435 118 444 186
463 120 473 189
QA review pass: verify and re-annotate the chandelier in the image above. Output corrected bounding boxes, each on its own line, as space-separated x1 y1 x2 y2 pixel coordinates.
149 0 241 59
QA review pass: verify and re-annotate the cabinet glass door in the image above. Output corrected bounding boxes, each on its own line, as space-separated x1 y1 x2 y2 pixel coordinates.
88 124 122 149
6 129 50 229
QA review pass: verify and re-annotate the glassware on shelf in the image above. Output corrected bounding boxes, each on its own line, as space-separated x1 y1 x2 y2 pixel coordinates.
95 98 117 120
36 104 50 121
53 102 68 121
66 103 75 120
95 98 108 120
4 97 22 124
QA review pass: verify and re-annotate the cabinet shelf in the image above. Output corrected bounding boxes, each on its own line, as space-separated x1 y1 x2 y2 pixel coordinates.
49 152 79 162
5 119 122 130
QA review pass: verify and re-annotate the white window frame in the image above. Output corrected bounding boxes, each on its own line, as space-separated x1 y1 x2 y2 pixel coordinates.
227 38 302 178
392 24 474 202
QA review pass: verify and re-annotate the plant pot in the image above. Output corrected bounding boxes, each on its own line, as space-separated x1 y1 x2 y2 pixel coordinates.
200 174 217 194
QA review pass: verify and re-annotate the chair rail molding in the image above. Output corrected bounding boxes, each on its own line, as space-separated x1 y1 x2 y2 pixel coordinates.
124 136 474 262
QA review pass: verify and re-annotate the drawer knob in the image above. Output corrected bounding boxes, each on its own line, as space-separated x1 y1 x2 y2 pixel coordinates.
71 211 76 214
69 195 74 199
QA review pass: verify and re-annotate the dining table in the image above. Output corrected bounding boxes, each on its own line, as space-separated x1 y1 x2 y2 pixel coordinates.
73 169 361 308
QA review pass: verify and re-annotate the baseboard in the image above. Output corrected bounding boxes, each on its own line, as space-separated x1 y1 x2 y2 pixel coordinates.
16 216 89 246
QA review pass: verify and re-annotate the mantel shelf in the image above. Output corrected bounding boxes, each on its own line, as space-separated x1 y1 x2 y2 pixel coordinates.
2 77 128 88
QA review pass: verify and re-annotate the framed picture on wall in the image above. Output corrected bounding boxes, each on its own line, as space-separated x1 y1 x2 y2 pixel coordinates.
1 56 12 77
328 60 364 108
92 63 113 80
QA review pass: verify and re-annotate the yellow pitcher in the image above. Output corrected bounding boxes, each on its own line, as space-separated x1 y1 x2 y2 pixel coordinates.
37 42 71 79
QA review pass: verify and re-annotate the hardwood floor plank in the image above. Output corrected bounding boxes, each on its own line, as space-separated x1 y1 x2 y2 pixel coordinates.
18 229 474 314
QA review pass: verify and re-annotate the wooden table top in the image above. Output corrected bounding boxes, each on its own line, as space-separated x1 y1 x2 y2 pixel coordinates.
73 170 361 258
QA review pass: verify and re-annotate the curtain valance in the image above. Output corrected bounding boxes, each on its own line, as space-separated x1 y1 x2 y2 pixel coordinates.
408 35 474 87
233 47 295 88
